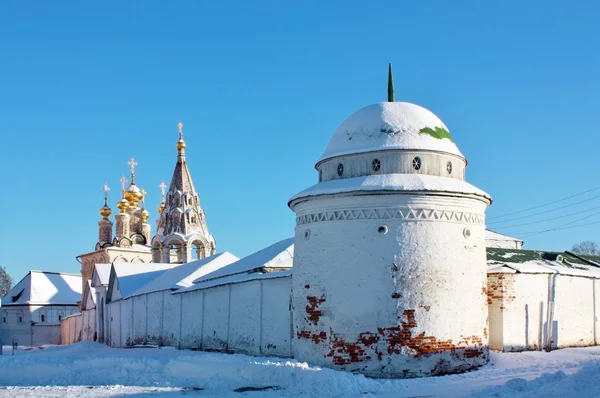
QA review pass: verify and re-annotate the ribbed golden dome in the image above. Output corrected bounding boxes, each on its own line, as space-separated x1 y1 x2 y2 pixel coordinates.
157 201 165 214
117 198 129 213
176 139 186 150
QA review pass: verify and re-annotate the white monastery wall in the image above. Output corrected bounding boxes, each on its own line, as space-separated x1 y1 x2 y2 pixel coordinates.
488 272 600 352
261 276 293 356
228 281 261 355
162 292 181 347
553 276 595 347
292 194 489 378
132 295 147 345
60 309 95 345
146 292 163 345
120 299 132 347
201 285 230 351
100 276 292 357
180 290 203 348
107 300 120 347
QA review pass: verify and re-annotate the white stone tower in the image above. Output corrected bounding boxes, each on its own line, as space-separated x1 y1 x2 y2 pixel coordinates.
151 122 216 263
288 65 492 378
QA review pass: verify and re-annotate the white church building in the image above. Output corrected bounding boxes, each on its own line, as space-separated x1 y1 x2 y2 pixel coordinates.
59 66 600 378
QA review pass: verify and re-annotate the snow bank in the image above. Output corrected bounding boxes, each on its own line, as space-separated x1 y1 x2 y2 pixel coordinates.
1 342 600 397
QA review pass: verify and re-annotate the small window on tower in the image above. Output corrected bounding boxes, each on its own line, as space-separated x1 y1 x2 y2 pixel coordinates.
372 159 381 172
41 314 46 322
446 161 452 175
412 157 422 171
337 163 344 177
58 315 62 321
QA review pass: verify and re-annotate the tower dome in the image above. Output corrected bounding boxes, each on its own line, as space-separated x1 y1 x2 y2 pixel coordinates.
318 101 462 165
288 65 492 379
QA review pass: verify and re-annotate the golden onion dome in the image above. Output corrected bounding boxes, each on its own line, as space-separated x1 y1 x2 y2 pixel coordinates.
100 204 112 219
141 208 150 223
157 201 165 214
117 198 129 213
124 183 144 207
100 184 112 219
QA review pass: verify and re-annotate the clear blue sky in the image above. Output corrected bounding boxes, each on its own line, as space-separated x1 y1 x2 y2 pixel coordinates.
1 1 599 281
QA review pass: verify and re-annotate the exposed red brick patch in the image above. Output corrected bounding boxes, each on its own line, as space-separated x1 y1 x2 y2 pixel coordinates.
423 305 430 312
487 274 516 308
305 295 326 325
327 334 372 365
379 310 485 358
483 327 488 339
297 330 327 344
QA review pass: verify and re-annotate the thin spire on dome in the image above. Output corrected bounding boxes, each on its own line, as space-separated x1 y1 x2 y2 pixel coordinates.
387 63 395 102
176 121 186 160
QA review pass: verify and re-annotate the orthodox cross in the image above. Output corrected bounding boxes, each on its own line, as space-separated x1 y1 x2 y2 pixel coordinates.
103 183 110 205
120 176 128 192
128 157 138 175
159 181 167 198
178 121 184 140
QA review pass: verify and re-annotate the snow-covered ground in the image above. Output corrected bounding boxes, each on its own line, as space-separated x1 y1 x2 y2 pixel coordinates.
1 342 599 397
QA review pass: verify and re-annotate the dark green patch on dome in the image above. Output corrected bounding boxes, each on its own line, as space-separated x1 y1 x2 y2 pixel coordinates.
419 126 454 142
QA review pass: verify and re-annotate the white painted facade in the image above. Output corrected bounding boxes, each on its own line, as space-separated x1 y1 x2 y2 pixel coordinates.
1 271 81 346
103 274 292 356
487 254 600 352
289 100 492 378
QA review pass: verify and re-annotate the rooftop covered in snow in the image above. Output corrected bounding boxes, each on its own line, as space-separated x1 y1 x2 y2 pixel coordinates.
486 247 600 278
317 102 463 165
177 238 294 290
107 262 177 302
1 271 82 306
289 174 491 205
129 252 239 297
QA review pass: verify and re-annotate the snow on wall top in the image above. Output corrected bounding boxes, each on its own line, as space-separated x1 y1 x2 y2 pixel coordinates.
111 262 177 300
190 238 294 285
289 174 491 205
318 102 463 164
485 229 523 243
1 271 82 306
487 260 600 278
175 270 292 294
129 252 239 297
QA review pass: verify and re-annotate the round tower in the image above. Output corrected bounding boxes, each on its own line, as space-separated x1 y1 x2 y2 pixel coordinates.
288 65 492 378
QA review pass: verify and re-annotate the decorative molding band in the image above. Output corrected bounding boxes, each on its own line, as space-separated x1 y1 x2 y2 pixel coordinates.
296 208 485 226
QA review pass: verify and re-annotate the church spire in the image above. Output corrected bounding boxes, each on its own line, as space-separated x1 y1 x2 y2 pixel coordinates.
152 121 216 263
387 63 395 102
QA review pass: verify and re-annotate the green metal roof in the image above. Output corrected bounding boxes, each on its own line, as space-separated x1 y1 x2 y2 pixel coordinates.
486 247 600 269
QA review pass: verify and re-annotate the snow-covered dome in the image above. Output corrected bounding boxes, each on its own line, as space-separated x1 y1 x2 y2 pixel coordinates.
317 102 463 164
